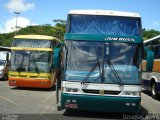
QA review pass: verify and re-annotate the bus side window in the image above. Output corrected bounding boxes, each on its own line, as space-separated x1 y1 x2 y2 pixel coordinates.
152 39 160 59
158 44 160 58
152 45 158 59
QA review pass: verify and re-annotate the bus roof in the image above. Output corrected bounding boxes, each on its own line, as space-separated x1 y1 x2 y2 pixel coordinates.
144 35 160 43
69 10 140 18
14 35 58 41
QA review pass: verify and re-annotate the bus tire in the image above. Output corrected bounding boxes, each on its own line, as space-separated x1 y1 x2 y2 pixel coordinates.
151 82 159 99
3 74 8 81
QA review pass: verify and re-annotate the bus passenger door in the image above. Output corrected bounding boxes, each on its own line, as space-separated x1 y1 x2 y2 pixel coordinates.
53 47 62 110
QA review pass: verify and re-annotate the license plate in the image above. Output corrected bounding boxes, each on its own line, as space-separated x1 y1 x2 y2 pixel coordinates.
65 103 78 109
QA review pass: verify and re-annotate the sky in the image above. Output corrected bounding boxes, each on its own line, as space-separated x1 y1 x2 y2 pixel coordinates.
0 0 160 33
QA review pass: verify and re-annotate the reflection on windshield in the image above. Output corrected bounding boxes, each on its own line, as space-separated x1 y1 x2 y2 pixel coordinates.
108 42 137 65
65 41 140 84
12 39 52 48
66 41 103 71
11 50 51 73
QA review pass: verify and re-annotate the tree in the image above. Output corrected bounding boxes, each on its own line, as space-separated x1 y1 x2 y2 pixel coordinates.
53 19 66 40
143 29 160 40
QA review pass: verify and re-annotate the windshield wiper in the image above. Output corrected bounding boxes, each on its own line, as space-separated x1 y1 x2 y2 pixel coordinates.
106 59 123 86
33 56 39 74
81 61 100 85
16 55 25 72
81 47 102 84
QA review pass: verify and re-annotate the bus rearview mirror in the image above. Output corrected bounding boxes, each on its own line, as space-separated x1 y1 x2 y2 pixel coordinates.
53 48 61 69
144 46 154 72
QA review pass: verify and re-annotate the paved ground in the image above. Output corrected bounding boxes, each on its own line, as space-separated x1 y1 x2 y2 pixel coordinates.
0 81 63 114
0 81 160 120
141 89 160 114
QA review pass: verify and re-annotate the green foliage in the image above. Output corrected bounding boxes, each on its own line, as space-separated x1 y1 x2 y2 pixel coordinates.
16 25 55 36
0 20 67 47
53 19 67 26
142 28 160 40
53 19 66 40
0 32 14 46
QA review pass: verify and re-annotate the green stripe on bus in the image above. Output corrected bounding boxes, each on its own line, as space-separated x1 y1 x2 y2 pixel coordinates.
64 33 143 43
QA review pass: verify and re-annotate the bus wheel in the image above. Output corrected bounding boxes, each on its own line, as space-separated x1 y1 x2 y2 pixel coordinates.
151 82 159 99
3 74 8 81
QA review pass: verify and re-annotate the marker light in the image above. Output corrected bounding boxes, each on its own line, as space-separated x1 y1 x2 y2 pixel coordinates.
62 87 79 92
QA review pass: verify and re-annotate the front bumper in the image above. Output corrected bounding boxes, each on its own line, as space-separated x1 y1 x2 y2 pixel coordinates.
9 77 52 88
61 93 141 113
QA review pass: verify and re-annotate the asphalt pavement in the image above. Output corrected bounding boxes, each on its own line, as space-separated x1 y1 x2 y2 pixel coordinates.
0 81 160 120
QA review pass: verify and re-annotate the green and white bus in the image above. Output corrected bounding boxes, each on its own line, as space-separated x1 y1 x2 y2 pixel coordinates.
59 10 143 113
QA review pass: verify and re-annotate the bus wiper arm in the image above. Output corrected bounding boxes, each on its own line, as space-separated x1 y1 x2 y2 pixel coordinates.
16 55 25 72
81 61 99 85
16 66 25 72
33 56 39 74
106 59 123 86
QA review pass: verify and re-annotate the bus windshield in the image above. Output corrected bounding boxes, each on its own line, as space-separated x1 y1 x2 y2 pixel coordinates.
65 41 140 84
10 50 51 73
0 60 6 66
67 15 141 36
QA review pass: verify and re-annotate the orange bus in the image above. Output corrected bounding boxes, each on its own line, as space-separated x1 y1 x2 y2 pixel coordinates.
9 35 62 88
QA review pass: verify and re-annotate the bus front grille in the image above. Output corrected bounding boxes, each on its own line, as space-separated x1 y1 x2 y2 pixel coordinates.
82 89 121 95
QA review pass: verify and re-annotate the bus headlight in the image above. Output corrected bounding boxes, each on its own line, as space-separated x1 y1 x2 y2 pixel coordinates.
124 91 141 96
62 87 79 92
